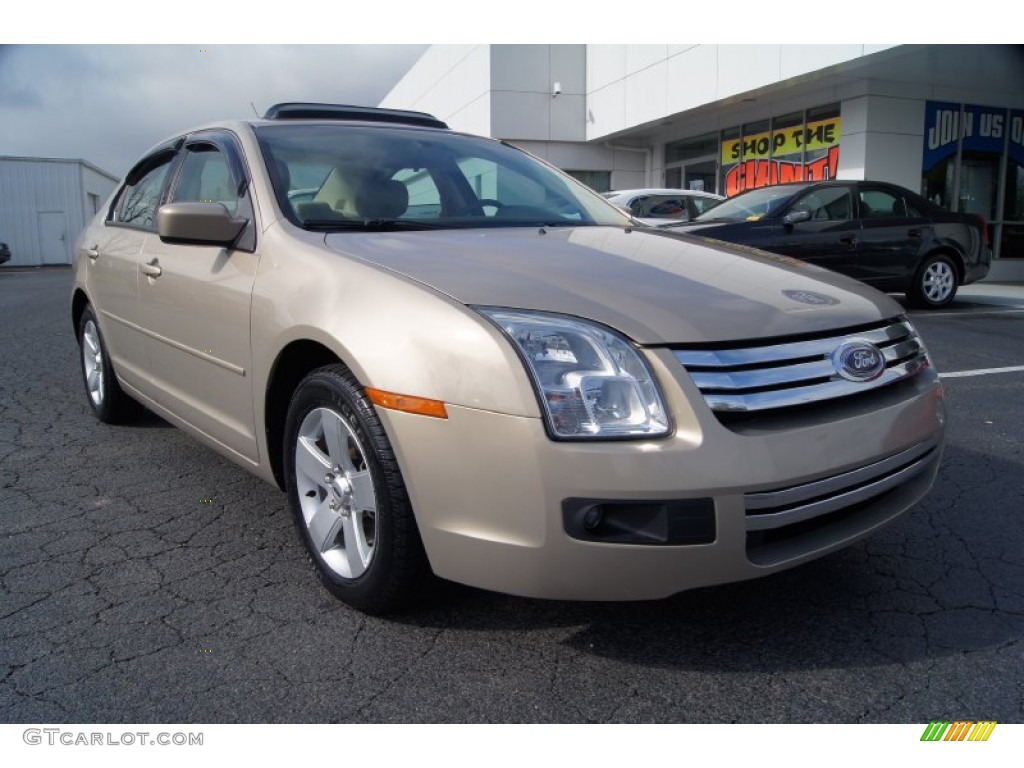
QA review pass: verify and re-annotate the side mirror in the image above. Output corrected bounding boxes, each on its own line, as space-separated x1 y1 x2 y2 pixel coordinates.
783 209 811 226
157 202 247 246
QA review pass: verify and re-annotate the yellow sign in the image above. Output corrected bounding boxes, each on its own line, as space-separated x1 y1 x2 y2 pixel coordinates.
722 118 842 164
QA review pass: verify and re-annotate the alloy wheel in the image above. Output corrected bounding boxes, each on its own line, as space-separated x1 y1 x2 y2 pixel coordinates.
922 260 955 303
82 319 105 406
294 406 378 579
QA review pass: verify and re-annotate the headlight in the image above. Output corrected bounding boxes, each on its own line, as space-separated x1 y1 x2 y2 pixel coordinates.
478 308 671 440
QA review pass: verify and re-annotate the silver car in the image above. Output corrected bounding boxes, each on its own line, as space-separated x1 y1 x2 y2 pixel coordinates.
72 103 945 613
603 187 724 226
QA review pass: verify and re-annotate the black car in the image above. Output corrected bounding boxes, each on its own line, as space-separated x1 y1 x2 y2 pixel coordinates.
0 241 10 265
662 181 991 308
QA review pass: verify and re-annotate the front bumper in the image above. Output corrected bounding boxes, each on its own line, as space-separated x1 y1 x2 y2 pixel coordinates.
377 350 946 601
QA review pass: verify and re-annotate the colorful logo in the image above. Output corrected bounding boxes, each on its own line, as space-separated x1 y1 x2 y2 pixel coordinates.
920 721 997 742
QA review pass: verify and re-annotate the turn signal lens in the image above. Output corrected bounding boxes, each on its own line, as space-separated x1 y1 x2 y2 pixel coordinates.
365 388 448 419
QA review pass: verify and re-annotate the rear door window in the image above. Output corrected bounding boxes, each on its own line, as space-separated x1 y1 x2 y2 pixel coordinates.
859 189 907 219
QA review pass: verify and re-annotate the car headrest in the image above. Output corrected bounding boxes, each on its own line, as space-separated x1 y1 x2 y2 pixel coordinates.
355 179 409 220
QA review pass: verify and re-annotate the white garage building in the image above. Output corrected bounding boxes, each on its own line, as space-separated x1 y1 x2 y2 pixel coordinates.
0 156 118 267
381 45 1024 279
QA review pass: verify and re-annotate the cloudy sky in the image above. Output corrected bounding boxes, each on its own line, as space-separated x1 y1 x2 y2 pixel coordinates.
0 45 428 176
0 12 974 181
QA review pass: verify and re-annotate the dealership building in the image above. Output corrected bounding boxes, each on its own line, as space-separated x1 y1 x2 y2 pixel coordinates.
382 45 1024 279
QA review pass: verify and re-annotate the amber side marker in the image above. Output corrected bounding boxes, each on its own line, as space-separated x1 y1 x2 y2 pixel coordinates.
365 388 448 419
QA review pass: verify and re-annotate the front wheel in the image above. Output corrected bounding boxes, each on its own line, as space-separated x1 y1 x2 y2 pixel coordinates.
908 253 958 309
283 365 429 614
77 304 140 423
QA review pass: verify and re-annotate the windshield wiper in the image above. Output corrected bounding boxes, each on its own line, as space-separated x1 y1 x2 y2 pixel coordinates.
300 218 451 232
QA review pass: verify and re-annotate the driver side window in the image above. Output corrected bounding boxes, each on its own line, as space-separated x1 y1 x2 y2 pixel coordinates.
171 145 240 216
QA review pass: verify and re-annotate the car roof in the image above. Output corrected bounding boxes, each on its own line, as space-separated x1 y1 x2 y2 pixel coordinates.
607 188 724 199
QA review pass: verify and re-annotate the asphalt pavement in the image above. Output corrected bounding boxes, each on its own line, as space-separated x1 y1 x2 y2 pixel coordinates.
1 267 1022 723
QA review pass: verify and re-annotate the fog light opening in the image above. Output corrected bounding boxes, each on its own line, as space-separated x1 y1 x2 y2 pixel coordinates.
582 506 604 532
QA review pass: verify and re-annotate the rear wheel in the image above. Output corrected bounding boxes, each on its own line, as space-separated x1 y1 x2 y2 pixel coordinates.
283 364 428 613
908 253 958 309
77 304 140 423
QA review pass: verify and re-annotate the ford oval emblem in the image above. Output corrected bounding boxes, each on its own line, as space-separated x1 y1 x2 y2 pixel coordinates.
782 289 839 306
832 340 885 382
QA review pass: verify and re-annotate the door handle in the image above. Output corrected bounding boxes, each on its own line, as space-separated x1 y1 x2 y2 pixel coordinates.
839 235 858 246
907 228 923 238
141 259 162 278
86 246 100 260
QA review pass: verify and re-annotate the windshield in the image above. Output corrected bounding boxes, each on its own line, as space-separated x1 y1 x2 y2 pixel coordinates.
693 184 809 223
256 124 632 231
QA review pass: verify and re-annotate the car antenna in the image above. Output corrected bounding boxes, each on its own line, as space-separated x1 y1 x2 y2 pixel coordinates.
250 101 260 118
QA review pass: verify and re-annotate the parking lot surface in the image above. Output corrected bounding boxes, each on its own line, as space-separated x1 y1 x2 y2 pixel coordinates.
1 268 1022 723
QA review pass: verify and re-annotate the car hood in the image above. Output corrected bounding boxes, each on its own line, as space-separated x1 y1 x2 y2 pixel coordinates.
660 219 756 235
323 226 903 345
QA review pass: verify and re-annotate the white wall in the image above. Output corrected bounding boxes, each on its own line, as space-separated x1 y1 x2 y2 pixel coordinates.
381 45 588 143
490 45 586 142
380 45 492 136
82 164 119 222
0 158 115 266
512 140 644 190
585 44 895 141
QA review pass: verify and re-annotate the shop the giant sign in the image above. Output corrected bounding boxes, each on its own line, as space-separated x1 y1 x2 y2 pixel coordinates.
721 117 841 196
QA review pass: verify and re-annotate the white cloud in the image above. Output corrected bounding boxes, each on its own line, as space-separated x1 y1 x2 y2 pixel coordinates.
0 45 427 176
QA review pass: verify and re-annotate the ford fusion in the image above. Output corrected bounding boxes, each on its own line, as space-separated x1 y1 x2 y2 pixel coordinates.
71 103 946 613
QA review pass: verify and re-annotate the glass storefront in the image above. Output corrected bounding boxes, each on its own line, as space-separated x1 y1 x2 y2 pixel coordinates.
664 131 718 193
565 169 611 193
664 104 841 199
922 102 1024 259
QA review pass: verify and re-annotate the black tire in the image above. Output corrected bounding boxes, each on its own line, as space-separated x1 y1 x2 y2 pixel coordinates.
77 304 141 423
283 364 429 614
907 253 958 309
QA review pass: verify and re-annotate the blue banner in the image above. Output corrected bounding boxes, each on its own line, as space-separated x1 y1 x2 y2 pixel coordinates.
922 102 1009 171
1010 110 1024 165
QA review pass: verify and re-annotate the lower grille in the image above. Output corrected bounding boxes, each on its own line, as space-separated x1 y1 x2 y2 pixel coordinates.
744 438 940 565
745 438 938 531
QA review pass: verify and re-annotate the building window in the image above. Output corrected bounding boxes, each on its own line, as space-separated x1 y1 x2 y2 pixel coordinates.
664 132 717 192
922 102 1024 259
87 193 100 214
565 170 611 193
713 105 841 197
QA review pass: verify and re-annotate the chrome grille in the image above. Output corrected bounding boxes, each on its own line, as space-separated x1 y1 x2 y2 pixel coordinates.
674 319 929 413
